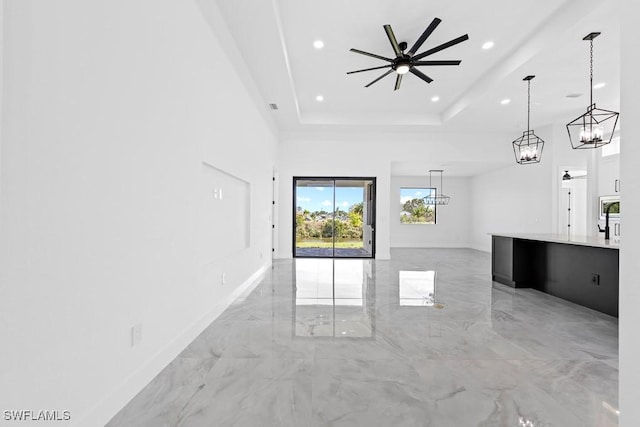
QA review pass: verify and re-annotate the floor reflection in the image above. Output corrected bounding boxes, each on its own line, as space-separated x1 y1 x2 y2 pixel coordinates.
293 259 375 339
399 270 436 306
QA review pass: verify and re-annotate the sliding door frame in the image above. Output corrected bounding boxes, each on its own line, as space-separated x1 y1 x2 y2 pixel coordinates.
292 176 376 259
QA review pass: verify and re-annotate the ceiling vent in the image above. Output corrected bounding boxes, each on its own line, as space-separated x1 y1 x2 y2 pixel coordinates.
268 103 279 110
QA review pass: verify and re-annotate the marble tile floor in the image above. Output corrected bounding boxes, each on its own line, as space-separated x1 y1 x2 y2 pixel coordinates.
107 248 619 427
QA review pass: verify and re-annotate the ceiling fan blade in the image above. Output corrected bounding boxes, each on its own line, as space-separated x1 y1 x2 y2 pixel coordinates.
394 74 403 91
365 69 394 87
408 18 442 55
383 24 402 56
349 48 393 63
412 34 470 60
413 60 462 66
410 67 433 84
346 65 392 75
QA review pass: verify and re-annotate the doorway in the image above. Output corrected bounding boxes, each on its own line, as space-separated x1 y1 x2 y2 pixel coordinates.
293 177 376 258
559 169 587 237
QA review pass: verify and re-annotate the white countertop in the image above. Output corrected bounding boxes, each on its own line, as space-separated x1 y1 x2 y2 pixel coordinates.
491 233 620 250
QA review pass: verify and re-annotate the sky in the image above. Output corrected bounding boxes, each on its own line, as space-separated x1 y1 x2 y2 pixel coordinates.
297 186 436 212
296 186 364 212
400 187 435 204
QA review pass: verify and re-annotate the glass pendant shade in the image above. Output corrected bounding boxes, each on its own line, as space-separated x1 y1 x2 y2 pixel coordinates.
566 32 619 149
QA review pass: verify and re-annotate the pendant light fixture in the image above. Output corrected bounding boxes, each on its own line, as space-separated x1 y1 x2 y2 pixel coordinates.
566 32 619 149
512 75 544 164
424 170 450 205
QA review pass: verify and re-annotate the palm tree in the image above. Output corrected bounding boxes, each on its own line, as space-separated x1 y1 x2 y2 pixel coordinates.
350 202 364 216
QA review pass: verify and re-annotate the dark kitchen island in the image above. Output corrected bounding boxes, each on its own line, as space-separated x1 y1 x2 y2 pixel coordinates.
492 233 619 317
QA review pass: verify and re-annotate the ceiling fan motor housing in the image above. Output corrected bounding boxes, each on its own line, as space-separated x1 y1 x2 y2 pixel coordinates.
394 56 412 74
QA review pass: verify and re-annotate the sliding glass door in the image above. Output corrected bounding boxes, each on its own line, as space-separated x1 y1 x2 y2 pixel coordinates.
293 177 376 258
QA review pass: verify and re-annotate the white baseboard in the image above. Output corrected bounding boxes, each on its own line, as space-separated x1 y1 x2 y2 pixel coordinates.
73 262 271 427
391 244 491 254
391 243 472 249
468 244 491 253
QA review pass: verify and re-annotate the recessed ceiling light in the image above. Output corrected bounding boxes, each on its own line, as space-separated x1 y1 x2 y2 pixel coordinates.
431 96 440 102
315 95 324 102
482 41 494 50
313 40 324 49
593 82 606 89
501 99 511 105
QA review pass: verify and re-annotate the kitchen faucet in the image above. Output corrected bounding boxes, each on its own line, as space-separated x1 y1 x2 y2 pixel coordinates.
597 201 620 240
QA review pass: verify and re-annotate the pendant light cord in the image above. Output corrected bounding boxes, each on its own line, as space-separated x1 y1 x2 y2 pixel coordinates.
527 79 531 145
429 170 433 199
589 38 594 107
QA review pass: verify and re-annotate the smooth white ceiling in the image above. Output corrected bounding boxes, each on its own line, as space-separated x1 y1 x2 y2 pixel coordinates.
213 0 621 174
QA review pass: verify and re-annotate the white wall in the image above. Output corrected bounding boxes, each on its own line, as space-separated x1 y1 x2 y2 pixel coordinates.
469 161 553 252
619 0 640 424
0 0 3 226
0 1 276 426
469 123 600 252
276 134 392 259
391 175 471 248
597 154 620 197
275 130 509 259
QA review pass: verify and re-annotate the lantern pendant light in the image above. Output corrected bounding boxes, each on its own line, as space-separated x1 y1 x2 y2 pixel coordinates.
423 170 450 205
512 75 545 164
566 32 619 149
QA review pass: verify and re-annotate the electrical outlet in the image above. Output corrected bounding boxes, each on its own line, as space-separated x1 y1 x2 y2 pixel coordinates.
591 273 600 286
131 323 143 347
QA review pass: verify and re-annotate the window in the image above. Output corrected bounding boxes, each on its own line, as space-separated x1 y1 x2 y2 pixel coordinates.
400 187 436 224
599 195 620 220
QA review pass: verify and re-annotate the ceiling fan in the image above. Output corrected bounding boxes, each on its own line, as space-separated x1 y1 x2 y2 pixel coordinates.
347 18 469 91
563 170 587 180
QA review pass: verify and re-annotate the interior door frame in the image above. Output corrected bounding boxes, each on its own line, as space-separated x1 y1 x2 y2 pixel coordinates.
292 176 376 259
